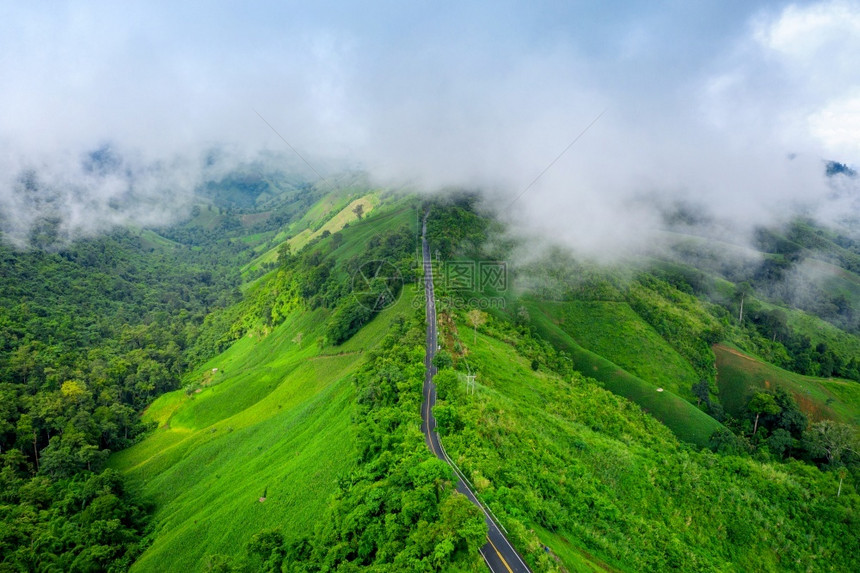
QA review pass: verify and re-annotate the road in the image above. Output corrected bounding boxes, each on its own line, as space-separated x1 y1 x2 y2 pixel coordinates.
421 213 531 573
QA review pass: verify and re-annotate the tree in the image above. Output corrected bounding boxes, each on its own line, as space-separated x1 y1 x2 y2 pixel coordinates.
805 420 856 465
709 428 745 455
691 380 710 407
434 369 460 401
734 282 753 323
772 388 807 437
352 203 364 220
432 350 453 370
277 242 291 266
466 309 486 345
767 428 794 459
804 420 858 496
747 392 781 436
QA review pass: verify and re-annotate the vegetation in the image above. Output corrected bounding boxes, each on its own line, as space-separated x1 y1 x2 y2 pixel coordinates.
3 181 859 572
0 223 254 570
432 306 859 572
535 300 700 396
714 343 860 426
210 299 486 572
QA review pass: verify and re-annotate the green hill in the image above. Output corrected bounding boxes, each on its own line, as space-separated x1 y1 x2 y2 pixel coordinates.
714 343 860 426
430 310 860 572
240 190 382 282
533 300 700 397
109 289 416 572
5 185 859 572
526 300 723 447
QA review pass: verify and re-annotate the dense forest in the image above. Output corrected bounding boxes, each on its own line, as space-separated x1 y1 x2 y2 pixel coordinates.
0 171 323 570
0 226 249 569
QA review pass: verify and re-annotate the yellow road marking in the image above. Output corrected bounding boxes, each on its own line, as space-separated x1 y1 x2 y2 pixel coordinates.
486 535 514 573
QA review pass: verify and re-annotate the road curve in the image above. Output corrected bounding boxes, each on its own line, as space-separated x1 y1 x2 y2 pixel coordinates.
421 213 531 573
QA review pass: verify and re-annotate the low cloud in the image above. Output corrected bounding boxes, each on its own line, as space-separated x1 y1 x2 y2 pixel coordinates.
0 1 857 253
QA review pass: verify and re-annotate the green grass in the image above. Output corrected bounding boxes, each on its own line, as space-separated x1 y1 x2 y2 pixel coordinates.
289 194 380 252
240 192 382 281
136 229 180 251
437 319 858 572
525 300 723 447
109 286 418 572
531 526 620 573
235 230 277 245
185 204 224 230
240 197 418 294
773 303 860 360
328 199 418 261
536 300 700 397
798 258 860 301
714 343 860 425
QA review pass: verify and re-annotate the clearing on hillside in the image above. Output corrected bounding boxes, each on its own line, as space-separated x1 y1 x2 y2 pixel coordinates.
714 343 860 425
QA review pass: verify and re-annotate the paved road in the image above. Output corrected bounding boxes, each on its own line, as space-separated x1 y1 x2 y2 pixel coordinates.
421 213 531 573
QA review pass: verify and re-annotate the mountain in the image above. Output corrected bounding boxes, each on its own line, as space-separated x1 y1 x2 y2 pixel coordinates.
1 177 858 572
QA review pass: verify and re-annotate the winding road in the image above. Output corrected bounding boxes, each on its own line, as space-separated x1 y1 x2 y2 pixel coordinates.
421 213 531 573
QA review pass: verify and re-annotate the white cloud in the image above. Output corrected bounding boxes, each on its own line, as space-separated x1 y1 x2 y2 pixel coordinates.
750 0 860 158
0 1 857 252
809 93 860 156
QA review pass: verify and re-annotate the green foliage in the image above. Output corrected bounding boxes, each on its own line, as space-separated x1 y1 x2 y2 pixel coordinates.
434 369 461 401
0 467 149 571
0 225 251 568
326 298 372 345
432 350 454 371
528 300 724 447
714 344 860 427
626 275 723 385
747 392 782 435
440 317 860 572
537 299 700 396
229 303 486 571
425 194 489 259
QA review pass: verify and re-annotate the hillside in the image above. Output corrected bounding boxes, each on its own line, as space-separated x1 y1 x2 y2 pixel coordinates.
533 300 700 396
3 184 859 572
110 291 413 571
526 299 723 447
715 343 860 426
430 307 860 572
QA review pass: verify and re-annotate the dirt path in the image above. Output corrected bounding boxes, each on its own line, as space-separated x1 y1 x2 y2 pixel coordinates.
713 344 757 362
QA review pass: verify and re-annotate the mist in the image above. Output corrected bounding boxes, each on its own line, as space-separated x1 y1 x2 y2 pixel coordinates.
1 0 858 253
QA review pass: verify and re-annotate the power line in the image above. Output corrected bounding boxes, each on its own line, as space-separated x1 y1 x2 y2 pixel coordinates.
505 108 607 211
253 109 334 191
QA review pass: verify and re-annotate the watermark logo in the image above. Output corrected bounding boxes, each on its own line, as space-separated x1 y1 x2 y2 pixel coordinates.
445 261 475 290
414 259 508 310
352 260 403 311
444 260 507 292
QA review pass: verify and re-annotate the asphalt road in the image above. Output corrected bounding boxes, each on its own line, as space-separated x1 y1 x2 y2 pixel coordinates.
421 213 531 573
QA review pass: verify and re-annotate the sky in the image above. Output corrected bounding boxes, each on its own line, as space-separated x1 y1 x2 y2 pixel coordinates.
0 0 858 252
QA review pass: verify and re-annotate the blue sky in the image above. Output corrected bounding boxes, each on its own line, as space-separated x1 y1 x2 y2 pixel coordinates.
1 0 858 252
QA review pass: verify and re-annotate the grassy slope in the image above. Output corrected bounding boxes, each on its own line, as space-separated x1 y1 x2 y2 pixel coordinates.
241 192 380 279
765 302 860 360
440 322 859 572
536 300 700 396
798 258 860 301
109 280 416 572
289 194 380 251
714 343 860 425
526 301 723 447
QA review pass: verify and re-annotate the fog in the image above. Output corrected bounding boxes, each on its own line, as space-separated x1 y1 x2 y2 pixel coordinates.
1 0 858 252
